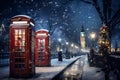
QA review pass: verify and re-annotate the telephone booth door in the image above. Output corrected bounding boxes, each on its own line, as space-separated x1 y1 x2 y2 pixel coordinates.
35 29 50 66
9 15 35 78
38 39 45 61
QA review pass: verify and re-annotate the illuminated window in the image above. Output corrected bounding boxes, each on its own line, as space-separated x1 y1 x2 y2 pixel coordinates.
15 29 25 52
38 39 45 61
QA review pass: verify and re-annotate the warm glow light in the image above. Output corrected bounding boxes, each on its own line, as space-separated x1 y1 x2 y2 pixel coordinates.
37 33 46 36
57 47 60 51
90 32 96 39
71 43 74 47
13 21 28 24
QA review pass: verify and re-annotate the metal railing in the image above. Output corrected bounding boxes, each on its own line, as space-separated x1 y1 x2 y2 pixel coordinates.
0 52 9 67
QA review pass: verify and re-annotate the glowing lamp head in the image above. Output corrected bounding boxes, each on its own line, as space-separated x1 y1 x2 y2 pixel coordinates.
90 32 96 39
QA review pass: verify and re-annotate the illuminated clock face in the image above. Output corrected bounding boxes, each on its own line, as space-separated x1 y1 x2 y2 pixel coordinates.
81 32 84 36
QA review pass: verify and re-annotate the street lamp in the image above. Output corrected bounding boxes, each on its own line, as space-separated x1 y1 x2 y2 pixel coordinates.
58 38 62 51
66 42 69 45
65 41 69 51
58 38 62 42
70 43 74 58
65 41 70 59
90 32 96 39
71 43 74 47
90 32 96 47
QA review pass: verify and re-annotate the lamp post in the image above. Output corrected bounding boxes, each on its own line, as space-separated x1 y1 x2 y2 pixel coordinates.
65 41 70 59
58 38 62 51
66 42 69 51
71 43 74 52
90 32 96 48
71 43 74 57
66 42 69 45
58 38 62 61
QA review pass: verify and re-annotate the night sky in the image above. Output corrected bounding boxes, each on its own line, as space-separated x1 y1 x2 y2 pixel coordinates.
0 0 120 50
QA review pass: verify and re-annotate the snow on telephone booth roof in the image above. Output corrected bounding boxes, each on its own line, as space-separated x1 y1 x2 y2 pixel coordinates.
12 15 31 19
10 15 35 27
36 29 49 32
36 29 49 38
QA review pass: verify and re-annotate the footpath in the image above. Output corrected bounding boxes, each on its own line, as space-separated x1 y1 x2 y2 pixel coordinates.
82 55 104 80
0 56 80 80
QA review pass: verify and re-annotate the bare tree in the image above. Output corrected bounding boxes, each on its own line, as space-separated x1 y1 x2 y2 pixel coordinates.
80 0 120 47
80 0 120 35
48 0 75 36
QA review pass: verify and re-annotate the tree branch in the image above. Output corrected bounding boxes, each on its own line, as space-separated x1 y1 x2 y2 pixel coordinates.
92 0 105 23
108 8 120 26
107 0 112 20
103 0 108 23
80 0 93 4
111 18 120 29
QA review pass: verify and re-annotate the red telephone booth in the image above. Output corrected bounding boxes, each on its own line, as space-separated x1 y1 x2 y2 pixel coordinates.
9 15 35 78
35 29 50 66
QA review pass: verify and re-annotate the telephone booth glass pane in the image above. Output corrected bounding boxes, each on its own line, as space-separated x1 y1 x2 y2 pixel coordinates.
15 29 25 52
38 39 45 61
14 29 25 69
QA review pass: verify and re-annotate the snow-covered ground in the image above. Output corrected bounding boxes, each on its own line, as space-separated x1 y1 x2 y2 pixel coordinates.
0 56 80 80
82 55 104 80
82 55 120 80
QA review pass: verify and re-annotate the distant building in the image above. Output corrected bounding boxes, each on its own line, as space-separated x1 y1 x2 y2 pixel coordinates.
80 26 86 49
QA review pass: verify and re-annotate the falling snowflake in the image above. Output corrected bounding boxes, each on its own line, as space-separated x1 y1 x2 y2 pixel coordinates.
88 16 92 19
63 23 68 26
49 1 53 4
30 9 33 12
31 0 34 2
52 22 57 26
40 20 43 23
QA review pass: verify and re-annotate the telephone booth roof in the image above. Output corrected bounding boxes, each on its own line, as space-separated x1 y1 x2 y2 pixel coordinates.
36 29 49 37
10 15 35 27
36 29 49 32
11 15 32 20
11 15 34 23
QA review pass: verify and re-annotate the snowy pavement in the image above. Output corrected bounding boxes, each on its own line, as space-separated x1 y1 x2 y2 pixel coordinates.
0 56 80 80
60 57 85 80
82 55 105 80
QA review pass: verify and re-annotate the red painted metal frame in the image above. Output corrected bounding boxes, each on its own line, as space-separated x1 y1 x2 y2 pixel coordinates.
35 29 50 66
9 15 35 78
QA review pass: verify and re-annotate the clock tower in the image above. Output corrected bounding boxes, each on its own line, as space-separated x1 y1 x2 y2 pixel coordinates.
80 26 86 49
